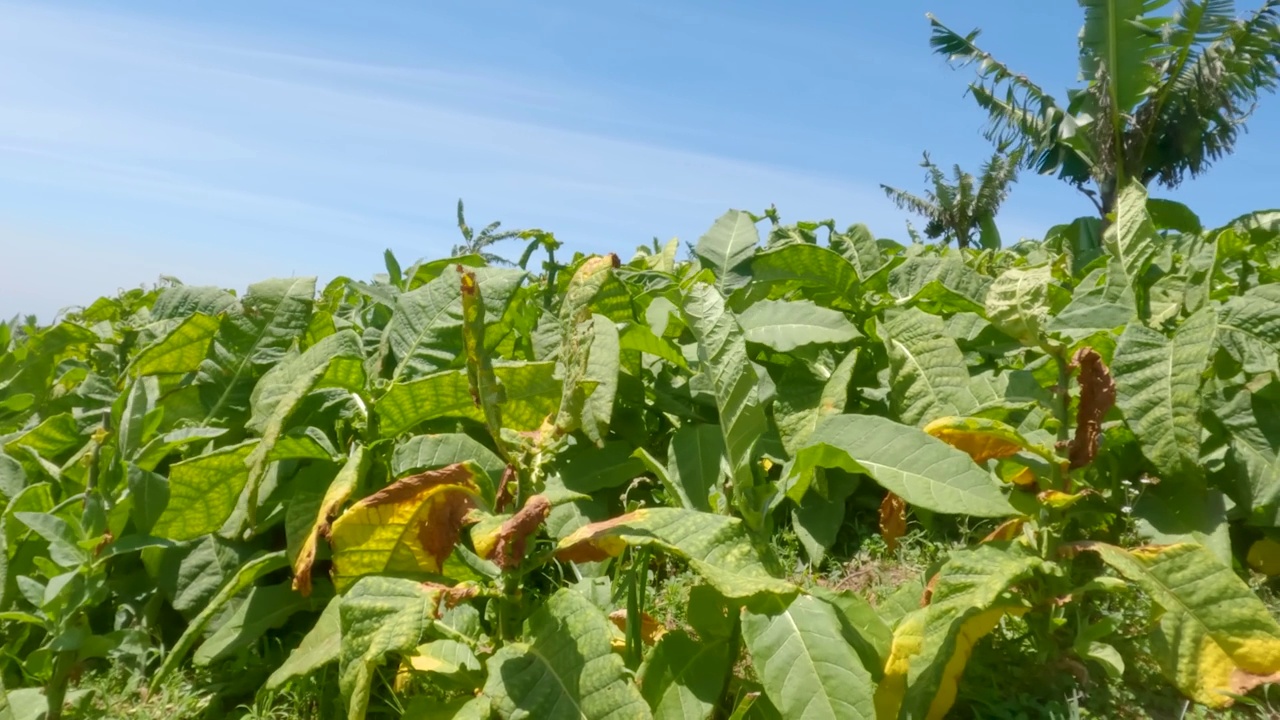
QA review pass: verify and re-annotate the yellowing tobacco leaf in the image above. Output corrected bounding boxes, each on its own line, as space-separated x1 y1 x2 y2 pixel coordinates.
1075 542 1280 707
329 463 484 591
873 544 1043 720
880 492 908 554
923 416 1047 465
1248 538 1280 576
293 445 367 596
481 495 551 571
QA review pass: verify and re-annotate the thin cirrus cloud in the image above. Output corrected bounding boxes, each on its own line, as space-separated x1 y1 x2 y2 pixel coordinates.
0 1 1043 321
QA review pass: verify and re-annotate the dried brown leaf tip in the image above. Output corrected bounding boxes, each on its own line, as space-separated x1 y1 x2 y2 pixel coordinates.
1068 347 1116 470
494 465 516 513
423 582 480 610
490 495 552 571
608 609 666 645
879 492 908 555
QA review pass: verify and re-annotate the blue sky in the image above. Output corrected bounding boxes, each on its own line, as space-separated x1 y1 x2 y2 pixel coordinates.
2 1 1278 321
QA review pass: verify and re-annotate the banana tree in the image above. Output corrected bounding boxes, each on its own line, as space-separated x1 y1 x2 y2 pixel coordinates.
930 0 1280 218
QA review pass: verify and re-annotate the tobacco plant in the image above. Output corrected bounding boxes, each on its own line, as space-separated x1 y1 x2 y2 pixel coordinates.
2 182 1280 719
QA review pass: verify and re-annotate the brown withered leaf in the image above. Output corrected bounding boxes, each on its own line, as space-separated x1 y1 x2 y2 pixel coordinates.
293 447 367 596
422 582 480 610
489 495 552 571
880 493 908 555
327 462 482 592
608 609 667 646
982 517 1026 543
1068 347 1116 469
494 465 516 513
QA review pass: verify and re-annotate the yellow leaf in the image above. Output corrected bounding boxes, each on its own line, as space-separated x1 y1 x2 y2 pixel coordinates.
1248 538 1280 576
923 416 1038 465
293 445 367 596
608 609 667 646
328 463 484 591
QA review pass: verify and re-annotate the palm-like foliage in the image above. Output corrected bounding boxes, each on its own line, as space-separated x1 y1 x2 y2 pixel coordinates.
930 0 1280 217
880 150 1022 249
451 198 520 265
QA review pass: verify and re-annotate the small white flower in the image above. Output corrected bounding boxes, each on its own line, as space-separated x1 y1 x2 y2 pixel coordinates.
1121 505 1133 514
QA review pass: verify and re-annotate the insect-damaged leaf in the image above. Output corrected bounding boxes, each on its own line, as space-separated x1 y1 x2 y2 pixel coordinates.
328 463 485 591
874 544 1044 720
1068 347 1116 469
555 508 795 601
293 445 368 596
1071 542 1280 708
483 589 652 720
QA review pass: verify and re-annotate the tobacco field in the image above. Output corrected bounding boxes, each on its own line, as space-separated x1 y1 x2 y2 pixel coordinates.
3 180 1280 719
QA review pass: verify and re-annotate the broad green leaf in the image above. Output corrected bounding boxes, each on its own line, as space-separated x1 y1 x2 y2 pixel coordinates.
1079 542 1280 708
132 427 227 472
377 362 560 437
791 473 858 565
150 441 257 541
118 377 159 461
773 349 857 455
880 309 975 427
808 586 892 679
581 315 620 444
556 508 795 600
736 299 859 352
983 265 1055 346
129 312 221 376
682 282 769 526
3 414 82 460
1105 183 1158 313
197 277 316 423
888 257 990 311
152 551 289 692
340 577 443 720
1217 285 1280 375
404 696 490 720
328 463 483 591
1112 307 1216 478
459 267 507 449
151 534 255 617
790 414 1017 517
247 329 366 435
195 581 329 666
750 243 859 300
293 445 367 595
151 285 237 319
1047 260 1137 340
875 544 1043 720
266 596 341 690
13 512 86 569
666 424 725 513
742 594 876 720
1147 199 1203 235
392 434 505 495
387 267 525 384
552 440 645 494
0 454 25 499
694 210 758 293
1133 486 1231 567
639 629 732 720
483 589 651 720
1214 388 1280 525
830 224 884 279
619 322 688 369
